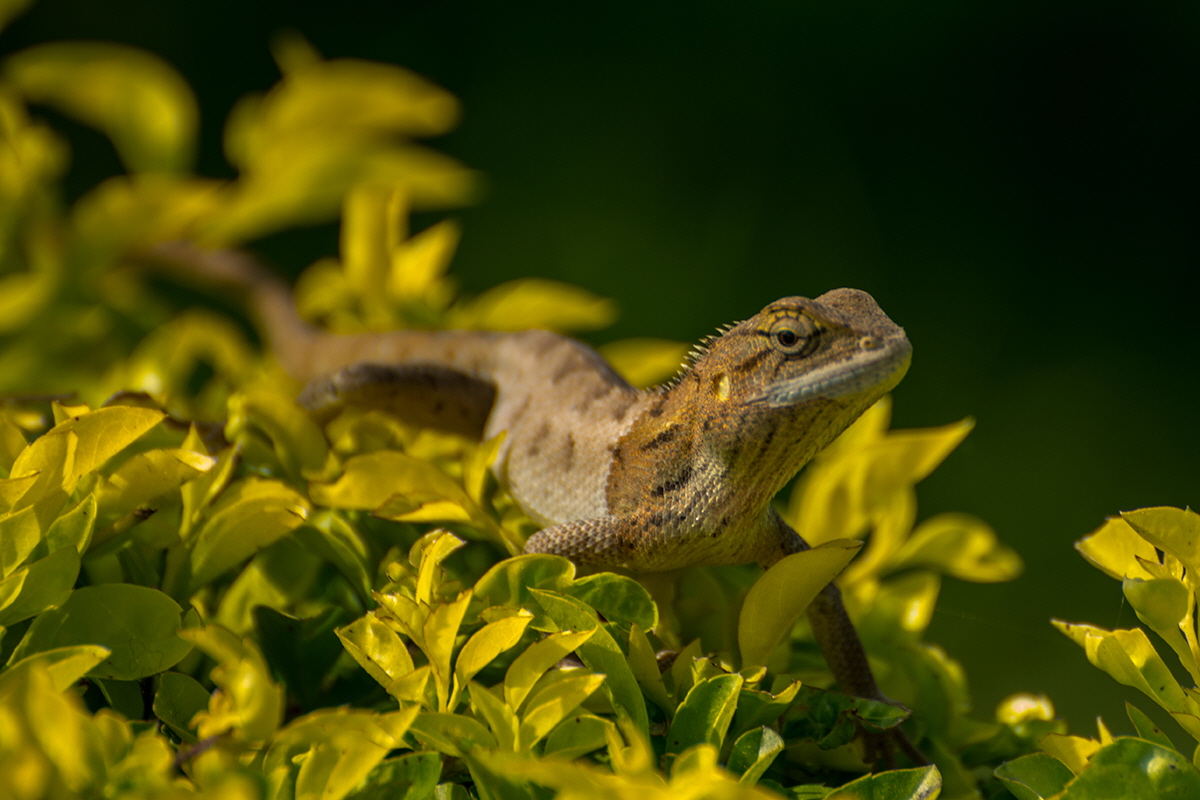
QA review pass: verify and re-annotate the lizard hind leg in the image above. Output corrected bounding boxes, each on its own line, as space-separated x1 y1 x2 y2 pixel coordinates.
299 362 497 439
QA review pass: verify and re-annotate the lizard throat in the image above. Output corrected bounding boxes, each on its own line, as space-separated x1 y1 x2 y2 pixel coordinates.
748 340 911 408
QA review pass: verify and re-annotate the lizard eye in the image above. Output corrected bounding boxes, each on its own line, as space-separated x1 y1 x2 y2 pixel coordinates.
768 316 816 355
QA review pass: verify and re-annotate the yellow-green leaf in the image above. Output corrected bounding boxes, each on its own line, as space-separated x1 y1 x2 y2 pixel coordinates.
531 589 649 738
1076 516 1161 582
738 539 862 668
1040 733 1100 775
469 682 518 751
408 711 498 757
228 388 328 480
11 584 192 680
452 613 532 710
504 627 597 711
628 622 672 715
180 622 284 742
891 512 1022 582
1052 621 1190 716
598 338 690 389
95 447 215 527
5 42 197 172
388 218 460 306
0 544 79 627
1121 507 1200 575
1 644 111 693
518 671 607 752
336 612 415 689
424 590 471 711
415 529 466 607
188 477 309 590
310 449 469 512
0 503 40 576
448 279 617 333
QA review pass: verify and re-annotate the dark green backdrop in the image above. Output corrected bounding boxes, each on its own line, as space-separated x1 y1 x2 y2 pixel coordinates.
5 1 1198 736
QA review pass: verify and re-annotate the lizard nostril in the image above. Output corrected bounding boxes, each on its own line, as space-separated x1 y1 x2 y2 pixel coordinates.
858 335 880 351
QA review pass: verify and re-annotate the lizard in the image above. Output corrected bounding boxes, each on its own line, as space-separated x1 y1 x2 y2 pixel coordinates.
151 241 918 764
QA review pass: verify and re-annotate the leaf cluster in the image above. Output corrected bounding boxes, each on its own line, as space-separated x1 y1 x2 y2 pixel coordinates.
0 8 1091 800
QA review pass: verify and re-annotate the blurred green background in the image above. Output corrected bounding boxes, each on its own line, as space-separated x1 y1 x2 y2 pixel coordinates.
4 0 1198 737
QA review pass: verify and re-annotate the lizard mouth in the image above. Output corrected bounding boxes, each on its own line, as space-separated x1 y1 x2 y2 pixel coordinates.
747 336 912 408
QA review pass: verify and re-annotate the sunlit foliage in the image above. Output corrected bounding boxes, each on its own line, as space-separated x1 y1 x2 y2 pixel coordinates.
2 6 1183 800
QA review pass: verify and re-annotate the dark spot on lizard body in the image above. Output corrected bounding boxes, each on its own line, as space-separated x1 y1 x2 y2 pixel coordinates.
640 424 680 451
651 463 694 497
610 394 636 422
561 433 576 471
525 421 552 457
732 348 771 374
647 395 668 418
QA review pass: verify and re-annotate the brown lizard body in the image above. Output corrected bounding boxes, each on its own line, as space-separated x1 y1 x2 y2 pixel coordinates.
155 242 917 762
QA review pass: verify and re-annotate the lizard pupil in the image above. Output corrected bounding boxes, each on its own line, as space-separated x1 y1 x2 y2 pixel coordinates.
777 329 797 346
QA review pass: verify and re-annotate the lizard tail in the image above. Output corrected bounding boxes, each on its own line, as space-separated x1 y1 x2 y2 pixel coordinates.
146 241 321 379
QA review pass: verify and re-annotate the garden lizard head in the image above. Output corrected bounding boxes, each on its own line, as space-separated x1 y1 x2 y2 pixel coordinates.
607 288 911 518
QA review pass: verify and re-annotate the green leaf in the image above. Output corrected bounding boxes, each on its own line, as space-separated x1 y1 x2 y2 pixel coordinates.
530 589 649 738
543 713 613 760
227 389 329 481
1125 702 1175 750
0 546 78 628
470 681 519 751
1056 737 1200 799
294 511 374 602
409 712 498 757
504 627 596 711
565 572 658 631
415 529 466 606
781 686 911 751
665 673 744 756
628 622 672 715
336 612 415 688
1 644 111 692
345 751 442 800
726 726 784 786
517 671 606 751
94 447 215 530
452 613 531 710
153 671 211 743
255 606 347 712
474 554 574 613
5 42 197 172
10 584 192 680
825 764 941 800
994 752 1076 800
738 539 862 668
730 680 801 740
1121 576 1199 684
425 590 472 711
41 494 97 556
0 504 40 576
188 477 309 591
891 512 1022 582
96 677 144 719
180 621 284 742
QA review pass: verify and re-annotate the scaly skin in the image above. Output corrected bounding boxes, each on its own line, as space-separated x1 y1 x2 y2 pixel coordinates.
152 242 919 765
